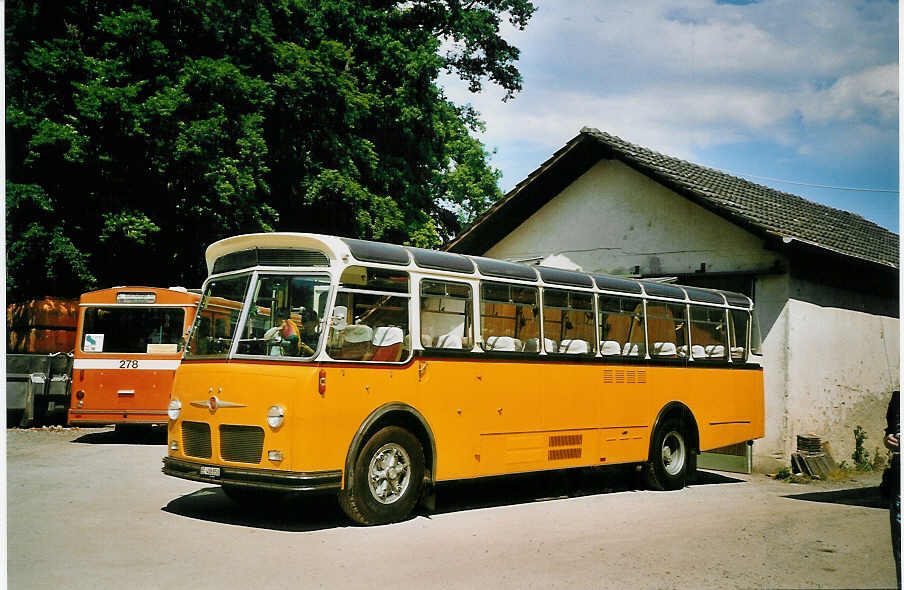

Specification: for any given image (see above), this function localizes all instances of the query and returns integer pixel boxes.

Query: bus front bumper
[69,409,168,426]
[162,456,342,493]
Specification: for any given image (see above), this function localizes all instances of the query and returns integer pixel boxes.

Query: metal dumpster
[7,353,73,427]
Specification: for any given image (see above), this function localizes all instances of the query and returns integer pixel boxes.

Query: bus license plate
[199,466,221,478]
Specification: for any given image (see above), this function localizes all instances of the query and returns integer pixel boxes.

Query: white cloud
[441,0,898,168]
[798,63,898,125]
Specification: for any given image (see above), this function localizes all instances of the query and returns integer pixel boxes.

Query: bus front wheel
[339,426,425,525]
[645,418,689,491]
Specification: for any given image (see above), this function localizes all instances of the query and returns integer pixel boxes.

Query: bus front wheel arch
[339,426,425,525]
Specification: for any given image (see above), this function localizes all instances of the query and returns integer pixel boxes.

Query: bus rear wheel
[339,426,425,525]
[645,418,689,491]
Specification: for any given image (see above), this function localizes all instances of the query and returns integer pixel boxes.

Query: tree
[5,0,535,300]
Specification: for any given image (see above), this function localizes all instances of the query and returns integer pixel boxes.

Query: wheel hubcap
[367,443,411,504]
[661,430,686,476]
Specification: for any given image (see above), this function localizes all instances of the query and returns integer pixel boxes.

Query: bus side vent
[603,369,646,384]
[548,448,582,461]
[548,434,583,461]
[549,434,583,447]
[219,425,264,464]
[182,422,212,459]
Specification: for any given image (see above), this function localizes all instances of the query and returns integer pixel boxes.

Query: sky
[440,0,900,232]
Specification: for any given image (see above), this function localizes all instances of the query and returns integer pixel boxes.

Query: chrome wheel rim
[661,430,686,476]
[367,443,411,504]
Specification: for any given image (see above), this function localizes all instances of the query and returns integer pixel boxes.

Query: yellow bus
[163,233,764,524]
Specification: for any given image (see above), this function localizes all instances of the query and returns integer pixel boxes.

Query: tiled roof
[448,128,899,270]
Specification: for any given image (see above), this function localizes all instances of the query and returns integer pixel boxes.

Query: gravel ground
[6,426,899,589]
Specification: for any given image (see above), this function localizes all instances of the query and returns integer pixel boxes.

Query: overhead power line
[730,171,899,194]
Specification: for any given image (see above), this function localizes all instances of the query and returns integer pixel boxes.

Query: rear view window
[82,307,186,354]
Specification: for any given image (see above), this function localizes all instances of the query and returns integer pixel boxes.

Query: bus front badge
[190,397,246,412]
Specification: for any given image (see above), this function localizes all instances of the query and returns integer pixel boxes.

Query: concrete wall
[783,289,899,467]
[752,274,792,472]
[480,158,900,473]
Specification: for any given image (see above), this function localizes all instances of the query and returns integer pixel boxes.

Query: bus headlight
[267,405,285,429]
[168,399,182,421]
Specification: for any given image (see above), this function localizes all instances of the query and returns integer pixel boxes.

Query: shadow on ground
[72,425,167,445]
[162,466,745,531]
[784,486,887,509]
[162,486,349,532]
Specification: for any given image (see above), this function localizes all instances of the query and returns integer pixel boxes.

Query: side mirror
[331,306,348,331]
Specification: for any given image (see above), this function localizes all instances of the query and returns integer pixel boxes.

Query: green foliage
[775,466,791,480]
[6,0,534,299]
[850,426,887,471]
[852,426,871,470]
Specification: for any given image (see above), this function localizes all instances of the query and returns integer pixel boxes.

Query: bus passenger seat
[705,344,725,358]
[677,345,688,358]
[691,345,706,359]
[422,334,434,347]
[623,342,641,356]
[371,326,404,361]
[335,324,373,360]
[653,342,677,357]
[559,339,590,354]
[731,346,745,358]
[435,332,463,349]
[486,336,520,352]
[600,340,621,356]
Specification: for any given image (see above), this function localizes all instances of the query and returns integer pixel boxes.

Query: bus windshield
[185,274,251,358]
[235,274,332,358]
[81,307,186,354]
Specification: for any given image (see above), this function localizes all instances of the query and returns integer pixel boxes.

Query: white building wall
[784,297,899,468]
[485,159,779,276]
[752,274,792,472]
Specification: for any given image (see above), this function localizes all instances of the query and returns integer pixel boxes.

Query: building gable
[484,159,781,277]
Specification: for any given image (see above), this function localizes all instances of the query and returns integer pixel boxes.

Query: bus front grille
[219,425,264,464]
[181,422,212,458]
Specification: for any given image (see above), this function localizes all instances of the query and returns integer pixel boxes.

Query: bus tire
[339,426,425,525]
[644,417,689,491]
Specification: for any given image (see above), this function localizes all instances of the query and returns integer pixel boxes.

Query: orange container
[7,297,78,353]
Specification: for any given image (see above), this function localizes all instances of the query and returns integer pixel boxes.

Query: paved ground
[6,427,899,589]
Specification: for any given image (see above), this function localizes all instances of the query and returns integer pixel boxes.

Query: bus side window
[542,289,595,355]
[729,309,749,361]
[480,282,539,353]
[645,303,686,359]
[598,295,646,357]
[689,305,727,360]
[420,280,472,350]
[328,291,411,362]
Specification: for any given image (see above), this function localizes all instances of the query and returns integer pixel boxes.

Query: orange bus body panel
[168,356,763,482]
[68,287,200,426]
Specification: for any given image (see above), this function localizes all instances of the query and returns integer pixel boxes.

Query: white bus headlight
[267,405,285,429]
[168,399,182,421]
